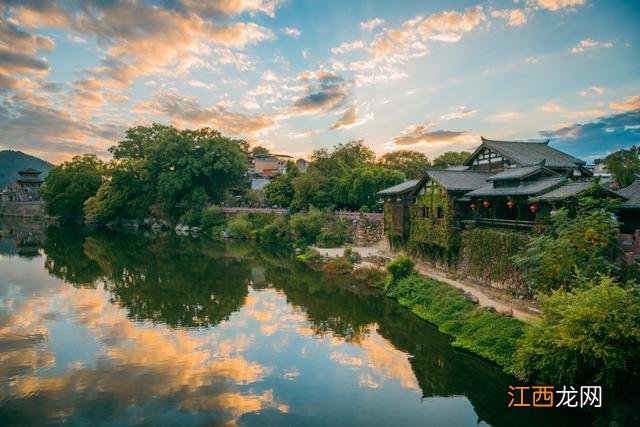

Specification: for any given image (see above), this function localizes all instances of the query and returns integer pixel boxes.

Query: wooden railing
[475,218,534,229]
[220,207,383,221]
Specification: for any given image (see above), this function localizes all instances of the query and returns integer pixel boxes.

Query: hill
[0,150,54,188]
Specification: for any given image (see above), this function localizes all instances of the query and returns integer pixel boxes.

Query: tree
[108,125,248,220]
[431,151,470,169]
[605,146,640,188]
[291,169,334,211]
[513,201,621,294]
[264,161,300,207]
[251,146,271,157]
[334,164,405,211]
[84,159,155,223]
[42,154,105,223]
[379,150,430,178]
[513,275,640,394]
[310,140,375,176]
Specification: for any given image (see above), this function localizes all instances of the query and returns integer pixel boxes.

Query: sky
[0,0,639,164]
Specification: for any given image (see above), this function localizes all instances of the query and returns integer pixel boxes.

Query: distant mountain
[0,150,54,188]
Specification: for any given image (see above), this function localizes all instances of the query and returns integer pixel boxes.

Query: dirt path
[313,244,538,322]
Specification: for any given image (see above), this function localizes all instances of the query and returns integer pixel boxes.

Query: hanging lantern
[507,200,515,209]
[470,203,477,209]
[529,204,538,213]
[482,200,490,208]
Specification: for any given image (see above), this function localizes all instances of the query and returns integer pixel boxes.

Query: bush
[225,214,252,239]
[323,256,353,274]
[352,265,388,286]
[343,247,361,263]
[296,247,323,264]
[201,206,226,229]
[290,208,327,246]
[386,255,415,284]
[513,275,640,391]
[316,218,350,247]
[256,215,292,247]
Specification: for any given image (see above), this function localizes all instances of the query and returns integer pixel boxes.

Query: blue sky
[0,0,638,163]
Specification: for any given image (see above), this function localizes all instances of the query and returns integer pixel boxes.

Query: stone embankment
[0,201,46,218]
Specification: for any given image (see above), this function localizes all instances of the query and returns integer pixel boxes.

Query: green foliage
[352,265,388,286]
[316,218,350,247]
[256,215,293,247]
[290,169,334,210]
[605,146,640,188]
[409,184,458,251]
[43,154,105,223]
[200,206,226,229]
[343,247,361,263]
[513,275,640,392]
[387,274,525,369]
[333,164,405,211]
[251,146,270,157]
[289,208,329,246]
[84,159,154,223]
[264,161,300,208]
[296,247,323,263]
[379,150,430,179]
[225,214,252,239]
[431,151,470,169]
[461,228,528,293]
[513,205,621,293]
[323,256,354,274]
[385,255,415,284]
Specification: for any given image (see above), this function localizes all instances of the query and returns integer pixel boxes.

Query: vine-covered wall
[409,184,458,250]
[459,227,529,295]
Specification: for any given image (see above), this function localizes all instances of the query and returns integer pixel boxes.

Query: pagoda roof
[617,180,640,209]
[464,137,586,169]
[378,179,420,196]
[18,167,42,175]
[426,169,491,192]
[467,176,567,197]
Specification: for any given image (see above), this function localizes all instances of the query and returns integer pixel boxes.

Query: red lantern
[482,200,490,208]
[529,204,538,213]
[470,203,477,209]
[507,200,515,209]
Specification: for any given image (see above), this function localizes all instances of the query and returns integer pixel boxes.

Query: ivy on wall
[409,184,457,250]
[460,227,529,295]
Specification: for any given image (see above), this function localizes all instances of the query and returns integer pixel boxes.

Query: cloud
[491,9,527,26]
[485,111,522,122]
[539,102,567,113]
[360,18,385,31]
[540,109,640,160]
[579,86,605,96]
[391,123,469,146]
[330,105,372,130]
[181,0,282,18]
[187,79,216,90]
[610,95,640,111]
[523,55,541,64]
[571,39,613,53]
[281,27,301,38]
[441,106,477,120]
[138,92,276,134]
[330,40,365,54]
[533,0,586,12]
[67,33,86,44]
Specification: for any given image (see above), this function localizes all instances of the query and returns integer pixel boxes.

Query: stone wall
[0,201,46,218]
[339,213,384,246]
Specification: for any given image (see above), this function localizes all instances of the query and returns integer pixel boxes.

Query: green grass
[386,274,525,371]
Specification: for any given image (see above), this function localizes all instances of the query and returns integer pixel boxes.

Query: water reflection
[0,226,589,426]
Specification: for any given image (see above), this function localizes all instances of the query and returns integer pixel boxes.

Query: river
[0,224,589,426]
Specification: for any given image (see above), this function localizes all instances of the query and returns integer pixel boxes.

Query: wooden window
[422,206,428,218]
[437,207,443,219]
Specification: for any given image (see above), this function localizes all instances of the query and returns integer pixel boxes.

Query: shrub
[386,255,415,284]
[352,265,388,286]
[225,214,252,239]
[323,256,353,274]
[290,208,327,246]
[296,247,323,264]
[256,215,292,247]
[513,275,640,391]
[343,247,361,263]
[316,218,350,247]
[201,206,226,229]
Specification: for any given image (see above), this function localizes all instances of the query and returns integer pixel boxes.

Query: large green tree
[334,164,405,211]
[605,146,640,188]
[264,161,300,207]
[431,151,470,169]
[379,150,430,178]
[42,154,105,223]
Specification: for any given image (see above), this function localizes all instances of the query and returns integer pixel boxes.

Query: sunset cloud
[571,39,613,53]
[491,9,527,26]
[533,0,586,12]
[360,18,385,31]
[391,123,469,146]
[441,106,477,120]
[609,95,640,111]
[330,105,372,130]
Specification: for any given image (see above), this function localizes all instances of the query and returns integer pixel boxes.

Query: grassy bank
[383,273,525,371]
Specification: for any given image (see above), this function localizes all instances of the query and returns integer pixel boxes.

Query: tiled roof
[466,176,567,197]
[18,168,41,174]
[487,162,548,181]
[378,179,420,195]
[426,170,491,192]
[532,181,592,201]
[465,137,586,168]
[618,180,640,209]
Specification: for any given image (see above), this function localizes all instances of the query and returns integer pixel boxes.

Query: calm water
[0,223,589,426]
